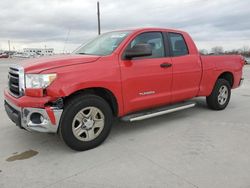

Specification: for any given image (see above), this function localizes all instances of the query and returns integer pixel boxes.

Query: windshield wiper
[77,52,89,55]
[76,52,101,56]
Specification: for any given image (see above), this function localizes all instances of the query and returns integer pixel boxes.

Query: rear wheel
[60,94,113,151]
[206,79,231,110]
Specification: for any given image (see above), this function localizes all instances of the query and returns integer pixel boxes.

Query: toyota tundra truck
[4,28,244,151]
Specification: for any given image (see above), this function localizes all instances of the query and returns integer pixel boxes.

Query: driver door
[119,32,173,114]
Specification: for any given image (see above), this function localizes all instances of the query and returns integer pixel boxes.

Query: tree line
[199,46,250,57]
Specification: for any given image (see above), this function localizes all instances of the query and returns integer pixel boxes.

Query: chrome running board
[121,101,196,122]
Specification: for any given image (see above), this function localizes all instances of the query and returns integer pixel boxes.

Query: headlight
[25,74,57,88]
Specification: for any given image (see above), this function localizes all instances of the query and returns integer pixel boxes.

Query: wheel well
[64,88,118,116]
[218,72,234,87]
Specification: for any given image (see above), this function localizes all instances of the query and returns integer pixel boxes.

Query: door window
[127,32,165,58]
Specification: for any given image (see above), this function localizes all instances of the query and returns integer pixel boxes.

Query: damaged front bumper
[4,99,63,133]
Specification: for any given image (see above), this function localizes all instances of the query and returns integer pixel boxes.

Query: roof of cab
[114,27,187,34]
[133,27,184,32]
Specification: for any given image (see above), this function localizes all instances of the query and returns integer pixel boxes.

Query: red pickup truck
[4,28,244,151]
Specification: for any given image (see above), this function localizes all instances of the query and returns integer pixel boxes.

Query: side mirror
[125,43,152,59]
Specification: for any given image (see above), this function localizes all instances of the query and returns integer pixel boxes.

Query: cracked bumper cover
[4,91,63,133]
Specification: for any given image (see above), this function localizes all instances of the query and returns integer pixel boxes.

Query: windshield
[74,31,131,56]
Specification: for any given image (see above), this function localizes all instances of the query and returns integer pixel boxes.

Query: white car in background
[12,52,30,58]
[245,57,250,64]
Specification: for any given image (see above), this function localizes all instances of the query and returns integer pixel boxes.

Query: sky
[0,0,250,53]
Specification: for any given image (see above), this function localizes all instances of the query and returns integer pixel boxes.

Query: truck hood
[20,54,100,73]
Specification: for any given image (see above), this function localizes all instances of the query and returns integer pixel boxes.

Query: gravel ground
[0,58,249,188]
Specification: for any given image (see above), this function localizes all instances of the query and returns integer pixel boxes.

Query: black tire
[206,79,231,110]
[60,94,113,151]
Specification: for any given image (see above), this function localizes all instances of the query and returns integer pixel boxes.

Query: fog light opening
[30,113,44,124]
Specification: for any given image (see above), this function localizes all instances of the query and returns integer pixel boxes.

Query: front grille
[8,66,24,97]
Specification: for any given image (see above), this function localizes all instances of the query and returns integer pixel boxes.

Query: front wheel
[60,94,113,151]
[206,79,231,110]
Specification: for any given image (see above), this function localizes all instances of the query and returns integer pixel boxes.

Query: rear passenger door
[167,32,202,103]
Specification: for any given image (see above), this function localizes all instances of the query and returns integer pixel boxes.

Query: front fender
[43,62,124,116]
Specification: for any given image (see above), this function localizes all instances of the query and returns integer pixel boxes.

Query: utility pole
[8,40,10,52]
[8,40,11,58]
[97,1,101,35]
[63,29,71,54]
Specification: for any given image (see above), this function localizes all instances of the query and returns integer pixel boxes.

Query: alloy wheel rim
[218,85,229,105]
[72,106,105,141]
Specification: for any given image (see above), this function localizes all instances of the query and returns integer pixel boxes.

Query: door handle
[160,63,172,68]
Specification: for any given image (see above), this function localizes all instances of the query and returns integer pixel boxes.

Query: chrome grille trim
[8,65,25,98]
